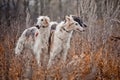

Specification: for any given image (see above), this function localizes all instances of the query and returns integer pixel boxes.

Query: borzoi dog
[35,16,58,66]
[47,15,85,68]
[15,27,41,66]
[35,16,58,52]
[72,15,87,28]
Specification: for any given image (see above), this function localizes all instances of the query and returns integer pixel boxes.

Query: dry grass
[0,33,119,80]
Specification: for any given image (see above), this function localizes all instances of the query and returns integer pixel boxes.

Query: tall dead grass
[0,32,119,80]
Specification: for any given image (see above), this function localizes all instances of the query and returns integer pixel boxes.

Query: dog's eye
[75,23,78,25]
[41,19,43,21]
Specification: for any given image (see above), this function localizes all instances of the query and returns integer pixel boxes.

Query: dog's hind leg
[15,29,28,55]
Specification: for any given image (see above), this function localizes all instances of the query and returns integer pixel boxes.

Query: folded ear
[65,16,70,22]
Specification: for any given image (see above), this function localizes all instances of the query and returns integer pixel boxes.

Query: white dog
[15,27,41,66]
[35,16,58,51]
[47,15,85,68]
[35,16,58,66]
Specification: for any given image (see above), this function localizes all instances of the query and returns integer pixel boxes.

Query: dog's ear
[45,16,50,22]
[65,16,70,22]
[70,15,74,18]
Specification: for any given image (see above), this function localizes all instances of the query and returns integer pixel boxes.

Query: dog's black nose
[36,25,40,29]
[83,24,87,27]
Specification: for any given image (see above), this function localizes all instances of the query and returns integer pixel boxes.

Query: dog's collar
[61,27,71,33]
[42,26,48,28]
[58,36,63,41]
[61,22,74,33]
[36,25,48,29]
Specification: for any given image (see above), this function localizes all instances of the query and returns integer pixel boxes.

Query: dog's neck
[60,22,74,33]
[35,25,48,29]
[58,26,73,42]
[41,25,48,28]
[61,27,71,33]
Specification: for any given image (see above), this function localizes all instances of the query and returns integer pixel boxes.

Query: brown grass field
[0,28,119,80]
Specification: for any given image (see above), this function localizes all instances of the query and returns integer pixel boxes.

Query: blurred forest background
[0,0,120,80]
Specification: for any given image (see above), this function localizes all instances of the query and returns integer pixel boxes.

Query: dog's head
[64,15,85,32]
[72,15,87,28]
[36,16,50,29]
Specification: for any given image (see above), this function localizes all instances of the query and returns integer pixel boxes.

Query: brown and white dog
[47,15,85,68]
[15,27,41,66]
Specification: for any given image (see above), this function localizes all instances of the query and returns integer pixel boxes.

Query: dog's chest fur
[55,30,73,48]
[39,27,50,48]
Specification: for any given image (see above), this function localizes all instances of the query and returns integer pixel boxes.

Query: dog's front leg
[47,52,54,69]
[34,48,42,67]
[62,43,70,62]
[33,42,42,67]
[62,47,69,62]
[47,46,61,69]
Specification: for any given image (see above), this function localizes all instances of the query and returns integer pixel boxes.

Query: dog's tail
[49,21,58,30]
[48,21,58,54]
[15,29,28,55]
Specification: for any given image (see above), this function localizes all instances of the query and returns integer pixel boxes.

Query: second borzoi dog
[35,16,58,66]
[47,15,85,68]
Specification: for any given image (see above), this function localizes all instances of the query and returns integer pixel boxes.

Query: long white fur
[36,16,58,51]
[47,15,84,68]
[35,16,58,66]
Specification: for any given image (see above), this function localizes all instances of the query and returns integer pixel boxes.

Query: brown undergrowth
[0,35,119,80]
